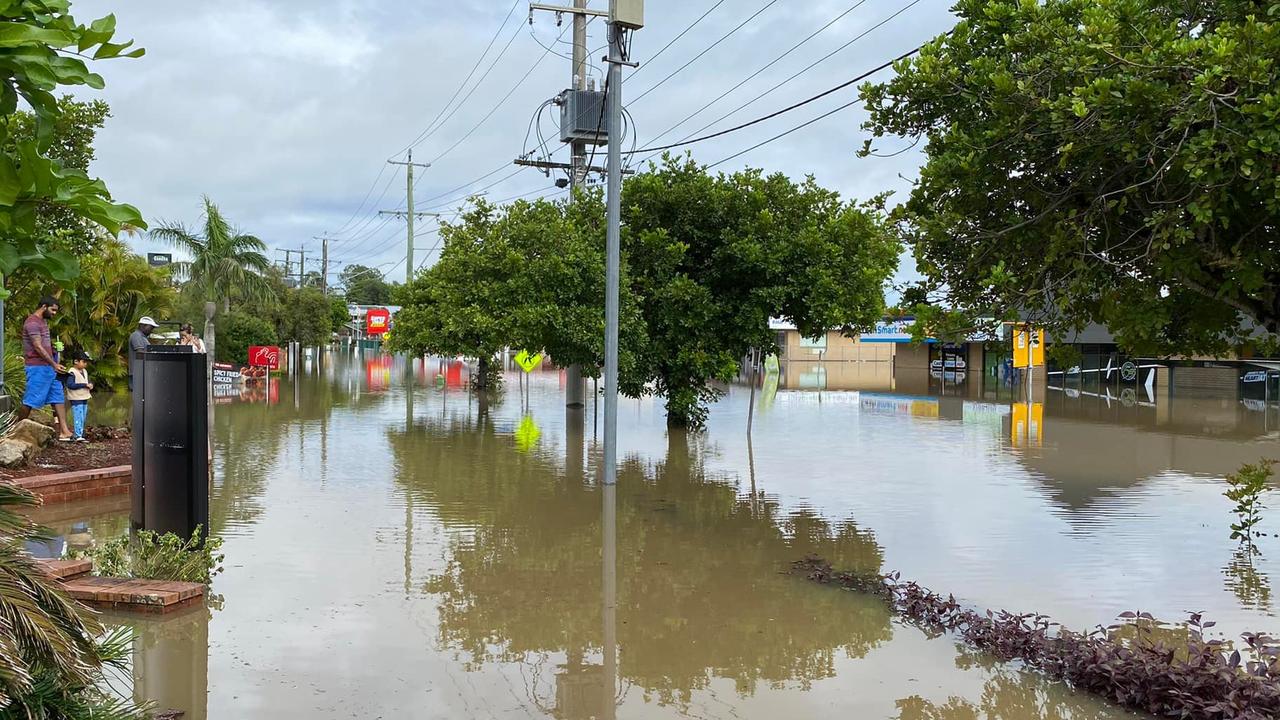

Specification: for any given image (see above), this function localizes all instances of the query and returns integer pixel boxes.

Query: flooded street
[42,351,1280,719]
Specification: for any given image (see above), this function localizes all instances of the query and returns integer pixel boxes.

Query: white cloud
[73,0,953,284]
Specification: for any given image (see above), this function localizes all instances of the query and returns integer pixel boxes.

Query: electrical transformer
[560,89,607,145]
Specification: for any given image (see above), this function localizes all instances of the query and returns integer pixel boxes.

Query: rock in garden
[0,438,34,468]
[8,419,55,448]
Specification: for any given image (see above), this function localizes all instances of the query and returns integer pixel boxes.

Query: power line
[630,1,726,77]
[638,0,871,152]
[403,1,525,154]
[628,42,929,158]
[425,18,574,166]
[628,0,782,106]
[640,0,928,164]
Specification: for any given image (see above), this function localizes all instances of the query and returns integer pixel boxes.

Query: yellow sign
[1011,402,1044,447]
[514,350,543,373]
[1012,327,1045,369]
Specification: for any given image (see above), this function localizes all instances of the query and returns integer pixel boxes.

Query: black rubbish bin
[131,345,209,539]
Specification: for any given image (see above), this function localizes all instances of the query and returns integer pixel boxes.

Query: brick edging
[7,465,132,504]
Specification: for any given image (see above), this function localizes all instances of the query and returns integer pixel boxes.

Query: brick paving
[9,465,131,504]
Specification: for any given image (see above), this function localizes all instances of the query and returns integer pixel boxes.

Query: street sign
[515,350,543,373]
[248,345,280,370]
[147,253,172,267]
[1012,327,1045,369]
[366,308,391,335]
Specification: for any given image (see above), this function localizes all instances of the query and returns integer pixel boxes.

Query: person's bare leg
[52,403,73,439]
[17,404,31,421]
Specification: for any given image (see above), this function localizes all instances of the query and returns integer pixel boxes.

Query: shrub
[796,557,1280,719]
[1226,459,1275,545]
[89,526,224,585]
[215,312,277,365]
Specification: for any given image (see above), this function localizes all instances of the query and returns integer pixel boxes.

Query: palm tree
[150,196,274,313]
[0,483,146,718]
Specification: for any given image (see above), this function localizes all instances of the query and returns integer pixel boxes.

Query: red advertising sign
[248,345,281,369]
[366,308,391,335]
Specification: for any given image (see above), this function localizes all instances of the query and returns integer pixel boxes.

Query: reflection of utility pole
[601,481,617,720]
[381,151,435,284]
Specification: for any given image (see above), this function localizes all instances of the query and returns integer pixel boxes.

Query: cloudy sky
[75,0,957,287]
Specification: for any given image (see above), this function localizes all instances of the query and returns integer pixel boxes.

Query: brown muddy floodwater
[29,350,1280,719]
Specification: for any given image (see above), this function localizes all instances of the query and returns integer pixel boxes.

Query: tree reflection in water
[388,413,890,710]
[896,648,1120,720]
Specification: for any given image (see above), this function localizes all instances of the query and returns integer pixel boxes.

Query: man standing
[18,296,73,441]
[128,316,159,391]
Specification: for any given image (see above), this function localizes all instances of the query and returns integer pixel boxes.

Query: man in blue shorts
[18,296,74,442]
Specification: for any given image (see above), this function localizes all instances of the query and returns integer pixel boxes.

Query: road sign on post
[1012,327,1045,369]
[515,350,543,373]
[366,308,391,336]
[249,345,280,370]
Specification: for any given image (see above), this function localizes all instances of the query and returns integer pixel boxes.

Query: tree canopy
[623,156,900,426]
[392,161,898,426]
[151,196,274,313]
[339,264,392,306]
[0,2,145,296]
[862,0,1280,356]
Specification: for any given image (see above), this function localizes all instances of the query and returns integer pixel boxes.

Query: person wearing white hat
[128,316,159,391]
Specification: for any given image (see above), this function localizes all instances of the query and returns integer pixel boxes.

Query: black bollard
[131,345,210,539]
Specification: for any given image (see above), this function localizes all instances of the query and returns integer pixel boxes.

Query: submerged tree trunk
[476,356,490,389]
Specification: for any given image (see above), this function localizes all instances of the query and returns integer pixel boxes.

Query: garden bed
[0,434,131,481]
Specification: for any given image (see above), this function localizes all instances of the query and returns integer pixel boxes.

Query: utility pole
[603,2,640,489]
[381,150,434,284]
[314,235,330,295]
[277,248,307,286]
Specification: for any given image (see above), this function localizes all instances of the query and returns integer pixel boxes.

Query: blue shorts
[23,365,65,408]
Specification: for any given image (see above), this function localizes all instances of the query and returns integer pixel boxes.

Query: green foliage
[89,526,224,585]
[272,287,331,347]
[328,295,349,334]
[392,194,645,390]
[55,235,175,390]
[862,0,1280,356]
[1224,459,1274,544]
[339,264,391,306]
[0,483,147,717]
[0,2,146,287]
[215,312,276,365]
[623,156,899,427]
[150,196,274,313]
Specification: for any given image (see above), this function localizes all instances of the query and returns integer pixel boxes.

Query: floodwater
[36,350,1280,719]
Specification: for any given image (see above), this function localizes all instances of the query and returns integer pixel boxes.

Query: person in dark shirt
[18,296,73,441]
[127,316,159,391]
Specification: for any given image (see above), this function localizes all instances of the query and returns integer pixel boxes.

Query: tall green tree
[0,1,145,324]
[276,286,332,346]
[150,196,274,314]
[861,0,1280,356]
[623,157,900,427]
[338,264,392,305]
[391,197,646,389]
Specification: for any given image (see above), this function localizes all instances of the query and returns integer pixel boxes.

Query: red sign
[248,345,280,369]
[366,308,391,335]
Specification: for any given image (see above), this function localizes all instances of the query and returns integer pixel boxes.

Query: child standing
[64,351,94,442]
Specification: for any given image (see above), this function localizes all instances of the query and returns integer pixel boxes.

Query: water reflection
[390,416,890,708]
[39,352,1280,718]
[116,607,211,720]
